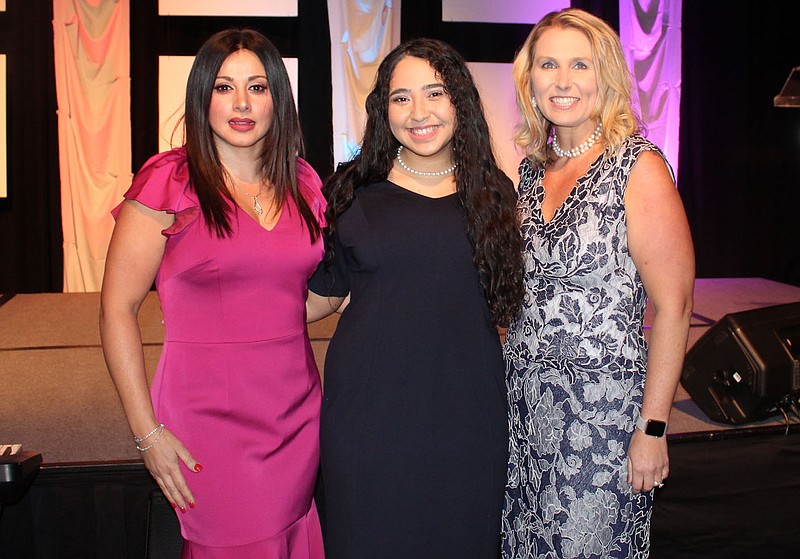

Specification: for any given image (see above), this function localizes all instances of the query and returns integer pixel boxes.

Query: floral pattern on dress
[503,136,668,558]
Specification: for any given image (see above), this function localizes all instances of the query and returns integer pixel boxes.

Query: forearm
[100,304,159,438]
[306,290,346,323]
[640,301,693,423]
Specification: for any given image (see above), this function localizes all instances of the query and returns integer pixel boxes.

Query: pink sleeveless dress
[119,147,325,558]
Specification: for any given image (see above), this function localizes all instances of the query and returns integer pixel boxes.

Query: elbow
[676,291,694,321]
[98,301,116,341]
[651,294,693,326]
[98,297,141,334]
[682,297,694,321]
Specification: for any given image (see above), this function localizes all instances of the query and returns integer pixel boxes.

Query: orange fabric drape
[53,0,131,292]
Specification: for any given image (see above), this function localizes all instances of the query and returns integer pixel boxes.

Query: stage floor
[2,278,800,559]
[1,277,799,465]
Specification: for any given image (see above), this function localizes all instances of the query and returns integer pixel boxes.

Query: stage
[1,278,800,558]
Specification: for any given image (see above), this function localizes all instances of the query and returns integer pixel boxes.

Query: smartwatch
[635,416,668,438]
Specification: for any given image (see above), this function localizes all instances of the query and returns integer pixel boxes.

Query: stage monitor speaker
[681,301,800,425]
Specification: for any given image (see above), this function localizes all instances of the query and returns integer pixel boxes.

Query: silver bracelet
[136,424,165,452]
[133,423,163,443]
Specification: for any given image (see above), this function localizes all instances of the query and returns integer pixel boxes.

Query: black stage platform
[1,278,800,558]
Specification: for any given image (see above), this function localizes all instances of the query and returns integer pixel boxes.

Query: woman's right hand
[139,427,202,512]
[306,290,347,322]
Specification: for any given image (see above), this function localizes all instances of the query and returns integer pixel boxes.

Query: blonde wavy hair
[513,8,642,167]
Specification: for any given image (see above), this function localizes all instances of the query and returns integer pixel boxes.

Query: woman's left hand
[626,429,669,493]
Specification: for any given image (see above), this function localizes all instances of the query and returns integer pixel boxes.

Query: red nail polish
[170,502,177,509]
[189,502,195,509]
[180,506,186,513]
[194,464,203,472]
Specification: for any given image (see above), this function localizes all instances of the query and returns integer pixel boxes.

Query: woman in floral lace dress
[502,9,694,558]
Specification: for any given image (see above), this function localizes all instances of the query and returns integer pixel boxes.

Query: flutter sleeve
[303,158,351,298]
[308,226,350,298]
[112,146,200,236]
[296,156,327,228]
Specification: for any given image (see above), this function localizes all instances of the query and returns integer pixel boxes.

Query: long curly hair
[323,38,524,327]
[183,28,319,241]
[513,8,643,167]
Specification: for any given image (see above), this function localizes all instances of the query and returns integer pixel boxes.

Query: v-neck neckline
[235,200,284,232]
[537,151,604,225]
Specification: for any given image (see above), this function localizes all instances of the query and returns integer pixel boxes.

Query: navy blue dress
[309,180,508,559]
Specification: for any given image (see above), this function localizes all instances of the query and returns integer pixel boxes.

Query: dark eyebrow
[215,75,268,81]
[389,83,446,96]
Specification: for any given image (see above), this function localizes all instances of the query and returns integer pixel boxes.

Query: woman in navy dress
[307,38,524,558]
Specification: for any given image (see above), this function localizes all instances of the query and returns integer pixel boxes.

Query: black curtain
[679,1,800,285]
[0,3,61,293]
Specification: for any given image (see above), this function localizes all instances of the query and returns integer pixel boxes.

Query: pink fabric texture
[122,148,326,555]
[181,501,324,559]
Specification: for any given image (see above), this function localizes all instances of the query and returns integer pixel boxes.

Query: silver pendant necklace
[232,180,265,216]
[249,193,264,216]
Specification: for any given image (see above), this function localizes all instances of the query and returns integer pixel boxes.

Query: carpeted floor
[0,291,338,465]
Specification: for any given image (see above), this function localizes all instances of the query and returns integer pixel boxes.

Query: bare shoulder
[631,149,673,184]
[625,149,678,207]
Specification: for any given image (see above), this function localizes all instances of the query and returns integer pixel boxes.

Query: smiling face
[387,55,457,169]
[531,26,599,140]
[208,49,274,158]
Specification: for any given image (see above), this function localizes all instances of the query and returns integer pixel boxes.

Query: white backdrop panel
[468,62,523,185]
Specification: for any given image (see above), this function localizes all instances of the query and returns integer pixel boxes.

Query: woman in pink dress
[100,29,326,558]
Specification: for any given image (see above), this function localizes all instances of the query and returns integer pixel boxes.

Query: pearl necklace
[396,146,457,177]
[551,123,602,158]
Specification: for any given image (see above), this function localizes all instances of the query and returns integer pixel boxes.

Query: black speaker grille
[145,489,183,559]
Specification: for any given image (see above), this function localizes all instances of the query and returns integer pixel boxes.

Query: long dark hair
[184,28,319,241]
[324,38,523,327]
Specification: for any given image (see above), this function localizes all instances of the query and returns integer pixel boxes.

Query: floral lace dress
[503,135,667,558]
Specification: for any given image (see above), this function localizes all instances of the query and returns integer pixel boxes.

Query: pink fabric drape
[54,0,131,292]
[619,0,682,180]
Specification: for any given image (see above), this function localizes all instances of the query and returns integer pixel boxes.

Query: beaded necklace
[551,122,602,158]
[396,146,457,177]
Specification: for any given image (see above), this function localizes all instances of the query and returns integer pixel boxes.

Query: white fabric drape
[54,0,131,292]
[619,0,682,179]
[327,0,401,166]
